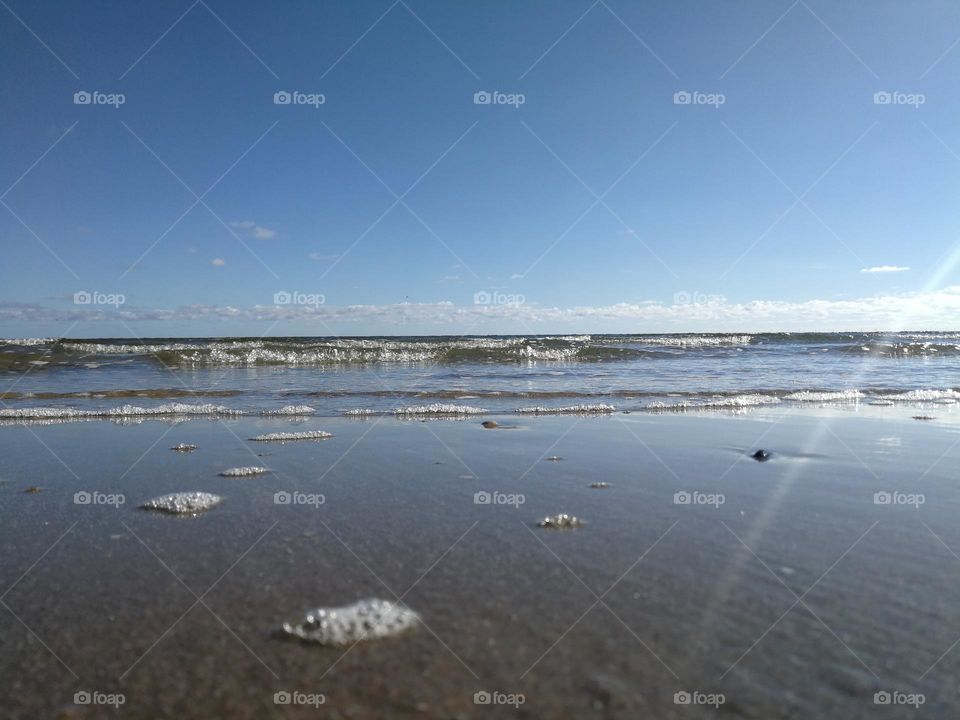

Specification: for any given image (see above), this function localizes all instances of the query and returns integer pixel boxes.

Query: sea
[1,332,958,420]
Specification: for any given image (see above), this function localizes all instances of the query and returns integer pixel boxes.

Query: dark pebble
[481,420,498,429]
[751,449,771,462]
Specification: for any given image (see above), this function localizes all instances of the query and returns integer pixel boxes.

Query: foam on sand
[537,513,585,529]
[141,491,222,514]
[393,404,487,416]
[280,598,421,645]
[0,403,244,419]
[261,405,316,415]
[219,466,270,477]
[784,390,863,402]
[517,404,615,415]
[249,430,333,441]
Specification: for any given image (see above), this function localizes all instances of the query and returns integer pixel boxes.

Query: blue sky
[2,0,960,336]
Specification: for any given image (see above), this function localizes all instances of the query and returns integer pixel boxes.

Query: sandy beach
[1,405,956,718]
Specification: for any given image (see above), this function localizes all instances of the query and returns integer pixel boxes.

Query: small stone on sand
[751,449,771,462]
[481,420,498,429]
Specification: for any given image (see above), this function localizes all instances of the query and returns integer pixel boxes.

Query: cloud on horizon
[3,287,960,334]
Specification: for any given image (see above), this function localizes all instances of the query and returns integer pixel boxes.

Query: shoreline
[1,408,956,718]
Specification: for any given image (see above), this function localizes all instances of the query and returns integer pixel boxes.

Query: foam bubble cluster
[219,466,270,477]
[517,404,615,415]
[261,405,316,415]
[249,430,333,441]
[280,598,421,645]
[393,404,487,416]
[537,513,585,529]
[141,492,222,514]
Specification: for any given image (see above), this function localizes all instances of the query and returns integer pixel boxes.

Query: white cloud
[211,258,226,267]
[5,287,960,332]
[861,265,909,273]
[510,273,524,280]
[308,252,340,261]
[230,220,278,240]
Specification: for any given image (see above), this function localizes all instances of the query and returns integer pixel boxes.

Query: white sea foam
[516,404,615,414]
[393,404,487,416]
[261,405,316,415]
[343,408,378,416]
[280,598,421,645]
[249,430,333,441]
[642,335,753,347]
[219,466,271,477]
[141,491,222,514]
[876,389,960,403]
[0,403,244,419]
[784,390,864,402]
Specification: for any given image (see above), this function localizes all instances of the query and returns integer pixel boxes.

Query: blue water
[1,333,958,417]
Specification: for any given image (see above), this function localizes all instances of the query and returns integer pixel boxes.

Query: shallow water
[0,407,958,718]
[2,333,959,419]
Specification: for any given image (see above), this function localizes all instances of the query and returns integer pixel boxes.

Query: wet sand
[1,406,958,718]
